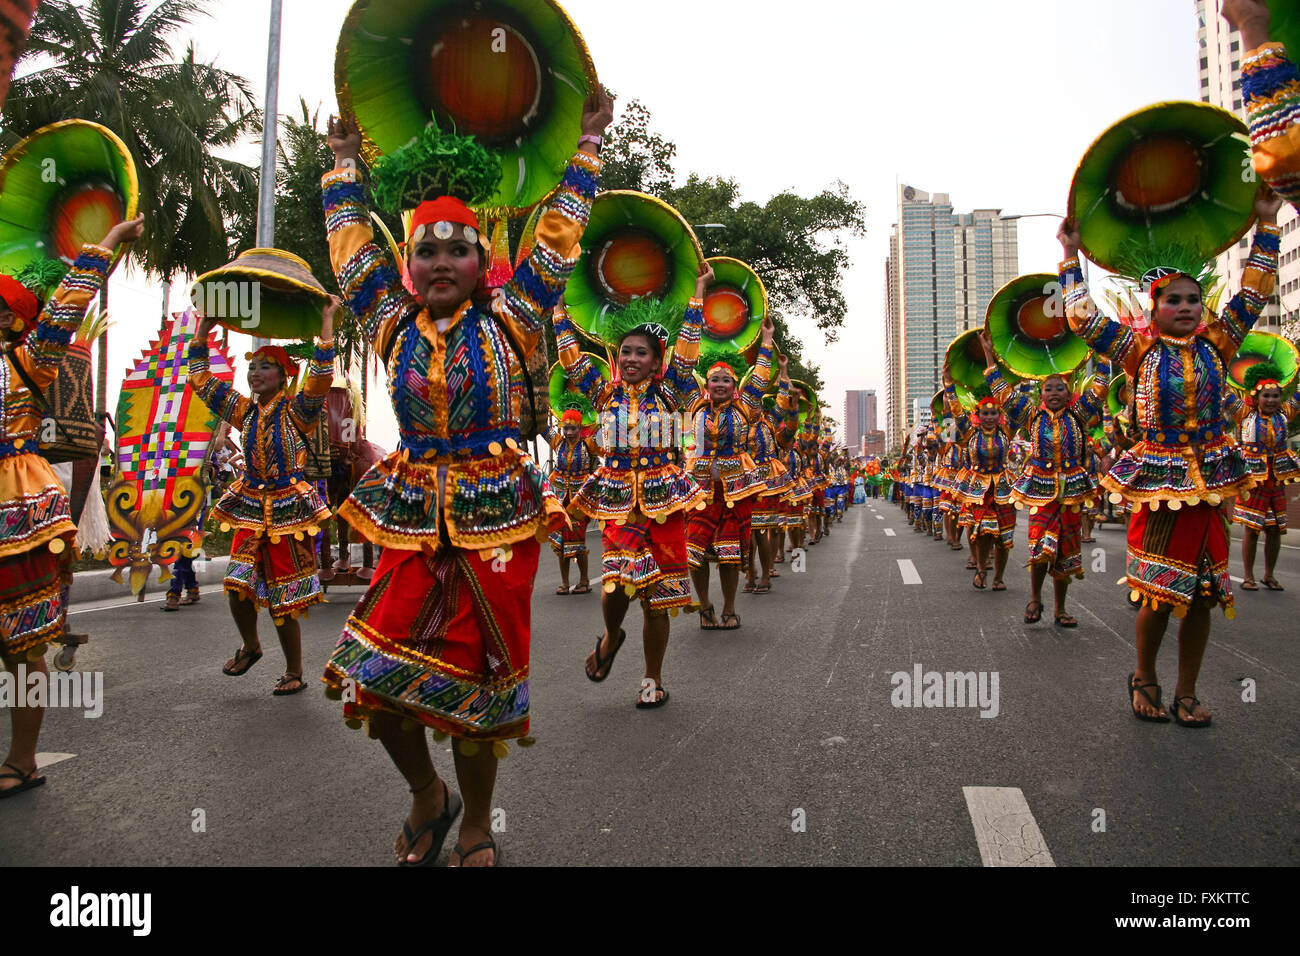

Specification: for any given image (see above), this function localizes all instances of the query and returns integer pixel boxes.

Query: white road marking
[897,559,922,584]
[884,528,896,537]
[35,752,77,769]
[875,515,884,520]
[962,786,1056,867]
[70,595,166,615]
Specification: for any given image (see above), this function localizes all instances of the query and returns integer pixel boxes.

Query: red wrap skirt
[323,537,541,744]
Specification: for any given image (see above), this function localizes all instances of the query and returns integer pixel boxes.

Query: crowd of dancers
[2,0,1299,871]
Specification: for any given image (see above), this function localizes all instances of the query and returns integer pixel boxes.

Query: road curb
[70,555,232,604]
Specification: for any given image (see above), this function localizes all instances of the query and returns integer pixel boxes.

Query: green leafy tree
[3,0,259,414]
[599,98,677,195]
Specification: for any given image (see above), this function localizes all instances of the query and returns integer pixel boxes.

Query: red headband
[408,197,481,249]
[560,409,583,426]
[706,361,738,381]
[1253,378,1280,392]
[977,395,1000,409]
[0,274,39,325]
[247,345,299,379]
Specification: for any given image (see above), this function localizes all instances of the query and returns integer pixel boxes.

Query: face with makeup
[978,403,1000,428]
[617,332,661,385]
[407,223,484,319]
[707,367,737,403]
[562,423,580,440]
[0,302,15,335]
[1152,276,1203,337]
[247,357,287,399]
[1042,375,1071,412]
[1258,385,1283,415]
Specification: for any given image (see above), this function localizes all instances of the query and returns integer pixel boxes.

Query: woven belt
[1143,425,1222,445]
[606,450,673,469]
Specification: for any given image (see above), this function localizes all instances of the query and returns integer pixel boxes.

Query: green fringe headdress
[602,296,683,357]
[1112,238,1223,315]
[368,117,502,260]
[696,343,748,383]
[1244,360,1284,404]
[16,257,69,298]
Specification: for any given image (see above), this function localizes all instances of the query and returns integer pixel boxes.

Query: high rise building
[1196,0,1294,333]
[884,186,1019,452]
[843,389,877,453]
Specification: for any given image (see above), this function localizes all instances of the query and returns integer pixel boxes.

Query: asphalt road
[2,499,1297,866]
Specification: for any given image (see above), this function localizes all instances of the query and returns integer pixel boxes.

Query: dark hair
[1151,274,1201,307]
[617,326,665,363]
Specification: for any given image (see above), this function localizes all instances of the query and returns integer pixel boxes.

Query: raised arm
[1057,219,1137,369]
[553,300,605,403]
[290,297,339,429]
[493,150,602,356]
[739,317,777,413]
[322,115,421,361]
[1283,391,1300,422]
[1213,196,1283,354]
[977,329,1032,429]
[1075,358,1111,424]
[1222,389,1250,426]
[15,216,142,390]
[188,311,251,430]
[660,261,711,408]
[1227,0,1300,209]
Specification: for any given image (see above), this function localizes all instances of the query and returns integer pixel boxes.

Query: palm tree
[2,0,259,415]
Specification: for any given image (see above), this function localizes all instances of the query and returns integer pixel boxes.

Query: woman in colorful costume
[944,339,1029,592]
[684,316,776,625]
[190,305,336,694]
[746,353,797,592]
[1225,368,1300,590]
[558,270,709,703]
[983,341,1111,627]
[1057,193,1282,728]
[319,93,611,867]
[779,386,814,558]
[0,215,143,798]
[544,403,600,594]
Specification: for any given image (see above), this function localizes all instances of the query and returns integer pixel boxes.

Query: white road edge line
[896,558,922,584]
[35,752,77,769]
[962,786,1056,867]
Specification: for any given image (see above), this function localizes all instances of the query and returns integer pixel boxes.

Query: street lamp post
[252,0,283,349]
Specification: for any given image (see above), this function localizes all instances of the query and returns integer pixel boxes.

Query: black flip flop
[451,834,500,867]
[272,672,308,696]
[399,782,463,867]
[222,646,263,676]
[720,612,741,630]
[1024,601,1043,624]
[1262,578,1284,591]
[1128,673,1170,723]
[0,762,46,800]
[1170,695,1211,728]
[635,684,669,709]
[585,628,626,683]
[1054,613,1078,628]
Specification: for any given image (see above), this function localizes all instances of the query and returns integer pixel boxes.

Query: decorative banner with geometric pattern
[105,309,233,595]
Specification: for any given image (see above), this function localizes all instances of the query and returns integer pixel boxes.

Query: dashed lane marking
[35,753,77,769]
[897,559,922,584]
[962,786,1056,867]
[884,529,896,537]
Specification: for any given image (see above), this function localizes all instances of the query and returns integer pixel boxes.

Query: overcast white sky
[98,0,1201,450]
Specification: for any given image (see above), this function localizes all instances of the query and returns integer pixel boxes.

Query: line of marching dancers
[4,0,1300,872]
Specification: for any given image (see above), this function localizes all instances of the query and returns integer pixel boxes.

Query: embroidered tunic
[0,247,110,561]
[555,299,706,522]
[685,343,774,501]
[187,341,334,537]
[543,422,599,500]
[989,363,1111,507]
[320,151,600,556]
[945,382,1030,507]
[1061,226,1281,504]
[754,381,797,497]
[1224,390,1300,484]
